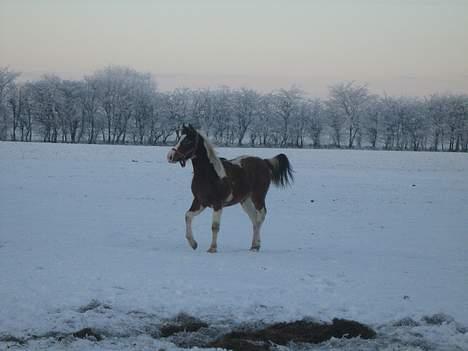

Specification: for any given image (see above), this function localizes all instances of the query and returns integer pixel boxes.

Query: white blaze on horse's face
[167,149,176,163]
[167,135,186,163]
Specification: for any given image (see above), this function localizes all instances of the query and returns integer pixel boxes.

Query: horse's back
[224,156,272,200]
[225,155,270,178]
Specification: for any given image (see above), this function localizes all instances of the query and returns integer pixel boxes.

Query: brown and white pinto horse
[167,125,293,253]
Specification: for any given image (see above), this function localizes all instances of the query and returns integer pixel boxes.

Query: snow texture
[0,142,467,350]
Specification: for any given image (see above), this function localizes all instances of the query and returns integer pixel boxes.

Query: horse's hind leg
[241,197,266,251]
[185,198,205,250]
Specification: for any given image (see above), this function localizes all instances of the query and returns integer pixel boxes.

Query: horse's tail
[265,153,294,188]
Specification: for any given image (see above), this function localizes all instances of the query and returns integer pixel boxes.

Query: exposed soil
[72,327,103,341]
[209,318,376,351]
[159,312,209,337]
[0,313,376,350]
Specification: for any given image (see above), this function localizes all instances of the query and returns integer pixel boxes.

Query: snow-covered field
[1,142,467,350]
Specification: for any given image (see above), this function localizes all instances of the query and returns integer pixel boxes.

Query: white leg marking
[241,197,257,223]
[185,206,205,249]
[241,198,266,251]
[208,209,222,253]
[253,207,266,250]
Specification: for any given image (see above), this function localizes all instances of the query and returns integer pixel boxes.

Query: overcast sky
[1,0,467,96]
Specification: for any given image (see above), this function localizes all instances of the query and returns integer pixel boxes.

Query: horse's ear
[188,124,195,132]
[181,124,188,135]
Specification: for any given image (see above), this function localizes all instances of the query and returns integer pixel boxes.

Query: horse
[167,125,293,253]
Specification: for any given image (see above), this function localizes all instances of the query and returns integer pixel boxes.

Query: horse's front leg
[207,206,223,253]
[185,198,205,250]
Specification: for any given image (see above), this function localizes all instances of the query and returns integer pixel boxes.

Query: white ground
[0,142,467,350]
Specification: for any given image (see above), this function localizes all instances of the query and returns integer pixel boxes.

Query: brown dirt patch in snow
[209,318,376,351]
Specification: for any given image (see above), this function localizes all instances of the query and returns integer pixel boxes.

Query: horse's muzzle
[167,149,177,163]
[167,149,186,167]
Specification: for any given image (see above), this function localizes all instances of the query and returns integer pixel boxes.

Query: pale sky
[1,0,468,96]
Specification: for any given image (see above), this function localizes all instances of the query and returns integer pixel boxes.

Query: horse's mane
[198,131,227,179]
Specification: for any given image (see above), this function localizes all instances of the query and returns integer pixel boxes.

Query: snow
[0,142,467,350]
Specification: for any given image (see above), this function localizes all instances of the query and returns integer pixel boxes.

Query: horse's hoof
[190,241,198,250]
[207,247,217,253]
[250,246,260,252]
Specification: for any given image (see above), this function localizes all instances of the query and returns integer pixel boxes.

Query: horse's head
[167,124,200,167]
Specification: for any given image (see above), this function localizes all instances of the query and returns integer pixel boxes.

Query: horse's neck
[191,150,218,179]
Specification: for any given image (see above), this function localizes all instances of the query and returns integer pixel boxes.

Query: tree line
[1,66,467,151]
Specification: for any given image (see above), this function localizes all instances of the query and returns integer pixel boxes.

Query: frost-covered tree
[165,88,192,140]
[362,96,383,149]
[90,66,154,144]
[271,88,303,146]
[325,104,345,148]
[18,83,35,141]
[232,88,259,146]
[402,98,428,151]
[290,100,311,148]
[145,92,171,144]
[54,80,83,143]
[380,96,428,151]
[6,82,24,141]
[191,89,214,137]
[327,82,372,148]
[210,87,233,144]
[130,76,157,144]
[248,94,274,146]
[79,77,101,144]
[381,96,403,150]
[303,98,324,148]
[28,76,62,142]
[445,95,468,152]
[1,65,467,152]
[426,94,450,151]
[0,67,20,140]
[157,89,192,143]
